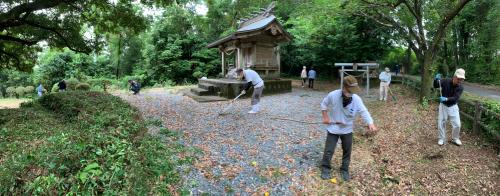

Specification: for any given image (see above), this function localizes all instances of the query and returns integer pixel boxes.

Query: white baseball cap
[454,68,465,79]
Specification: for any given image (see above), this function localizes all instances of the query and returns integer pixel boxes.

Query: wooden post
[366,66,370,96]
[237,48,241,68]
[277,46,281,77]
[340,66,344,87]
[473,100,481,133]
[221,51,225,75]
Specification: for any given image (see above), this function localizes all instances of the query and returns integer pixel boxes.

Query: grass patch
[0,91,191,195]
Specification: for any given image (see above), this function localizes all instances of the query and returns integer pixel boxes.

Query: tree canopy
[1,0,498,97]
[0,0,172,71]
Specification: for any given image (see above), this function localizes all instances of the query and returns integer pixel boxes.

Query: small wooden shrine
[186,2,293,102]
[207,2,292,79]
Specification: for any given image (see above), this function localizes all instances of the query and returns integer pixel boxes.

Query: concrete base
[187,78,292,101]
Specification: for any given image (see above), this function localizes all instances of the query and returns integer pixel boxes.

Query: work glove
[435,74,441,80]
[439,96,448,103]
[241,90,246,95]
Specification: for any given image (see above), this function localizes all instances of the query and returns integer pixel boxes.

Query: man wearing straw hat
[434,68,465,146]
[319,75,378,181]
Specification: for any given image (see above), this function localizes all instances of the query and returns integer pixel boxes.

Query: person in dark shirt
[128,80,141,95]
[58,80,66,92]
[433,68,465,146]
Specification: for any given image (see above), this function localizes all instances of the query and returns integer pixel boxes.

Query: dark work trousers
[302,78,307,86]
[321,132,353,172]
[308,78,315,88]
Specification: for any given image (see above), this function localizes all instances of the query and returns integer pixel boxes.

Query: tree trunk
[443,39,449,75]
[453,25,460,68]
[420,54,434,102]
[115,34,122,79]
[404,45,411,74]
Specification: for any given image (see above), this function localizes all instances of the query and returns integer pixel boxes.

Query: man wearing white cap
[300,66,307,87]
[378,67,391,101]
[434,68,465,146]
[319,75,378,181]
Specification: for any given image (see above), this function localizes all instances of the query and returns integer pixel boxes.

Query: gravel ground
[117,85,498,195]
[118,87,379,195]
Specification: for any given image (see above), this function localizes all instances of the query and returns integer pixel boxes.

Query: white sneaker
[452,139,462,146]
[248,110,257,114]
[438,139,444,146]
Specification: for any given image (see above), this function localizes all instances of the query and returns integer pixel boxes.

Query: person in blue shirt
[308,67,316,89]
[36,83,43,97]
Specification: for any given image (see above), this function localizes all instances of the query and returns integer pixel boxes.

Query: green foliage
[281,0,392,77]
[34,49,88,90]
[65,78,80,91]
[459,94,500,142]
[24,86,35,94]
[435,0,500,85]
[1,0,174,71]
[0,91,192,194]
[0,69,33,98]
[15,87,26,98]
[142,6,220,85]
[87,78,117,91]
[6,87,16,98]
[76,83,91,91]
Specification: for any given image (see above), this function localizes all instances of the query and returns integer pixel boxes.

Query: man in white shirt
[320,75,378,181]
[300,66,307,87]
[379,67,391,101]
[237,68,265,114]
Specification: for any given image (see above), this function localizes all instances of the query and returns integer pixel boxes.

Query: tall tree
[349,0,472,101]
[0,0,172,71]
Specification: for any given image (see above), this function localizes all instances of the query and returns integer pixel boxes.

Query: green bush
[65,78,79,90]
[75,83,90,91]
[6,87,16,97]
[459,94,500,143]
[24,86,35,94]
[0,92,192,194]
[87,78,116,92]
[15,87,25,98]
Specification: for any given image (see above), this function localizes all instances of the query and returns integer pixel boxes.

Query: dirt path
[117,84,498,195]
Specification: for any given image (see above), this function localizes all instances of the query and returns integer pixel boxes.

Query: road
[397,74,500,101]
